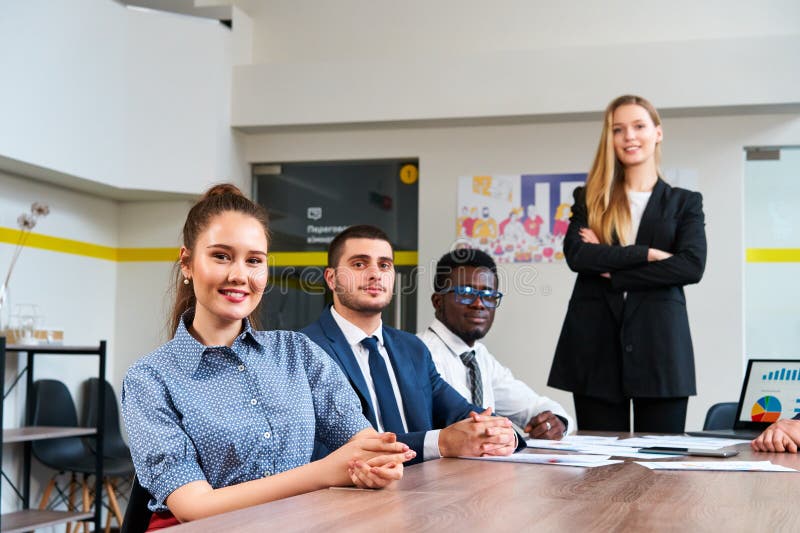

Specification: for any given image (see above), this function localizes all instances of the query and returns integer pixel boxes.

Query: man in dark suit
[302,225,520,463]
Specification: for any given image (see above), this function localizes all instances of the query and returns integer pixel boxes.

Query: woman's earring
[183,277,190,285]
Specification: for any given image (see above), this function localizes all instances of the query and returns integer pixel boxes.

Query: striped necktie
[459,349,483,407]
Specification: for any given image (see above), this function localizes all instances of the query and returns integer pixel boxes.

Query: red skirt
[147,511,180,530]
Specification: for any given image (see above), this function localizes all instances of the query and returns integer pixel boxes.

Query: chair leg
[38,476,57,510]
[66,473,78,533]
[105,477,124,528]
[105,505,112,533]
[82,475,90,533]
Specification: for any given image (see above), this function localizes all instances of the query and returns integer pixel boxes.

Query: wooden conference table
[169,435,800,532]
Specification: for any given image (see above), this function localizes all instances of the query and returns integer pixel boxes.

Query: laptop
[688,358,800,439]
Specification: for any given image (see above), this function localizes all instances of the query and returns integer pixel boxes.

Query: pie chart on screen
[751,396,782,422]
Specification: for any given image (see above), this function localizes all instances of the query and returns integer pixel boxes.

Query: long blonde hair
[585,94,662,245]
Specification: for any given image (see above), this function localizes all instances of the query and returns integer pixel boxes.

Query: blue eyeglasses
[438,285,503,308]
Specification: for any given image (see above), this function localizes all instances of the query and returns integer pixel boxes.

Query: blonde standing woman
[548,95,707,433]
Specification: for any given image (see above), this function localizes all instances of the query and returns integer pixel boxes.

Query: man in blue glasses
[419,249,574,440]
[303,225,524,463]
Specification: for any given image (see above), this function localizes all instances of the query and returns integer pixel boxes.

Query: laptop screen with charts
[736,359,800,427]
[689,359,800,439]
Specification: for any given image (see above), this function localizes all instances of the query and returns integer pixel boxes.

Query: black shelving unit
[1,336,106,532]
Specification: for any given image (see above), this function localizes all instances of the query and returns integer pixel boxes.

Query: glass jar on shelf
[10,303,42,345]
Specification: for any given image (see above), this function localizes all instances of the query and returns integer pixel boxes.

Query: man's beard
[335,283,392,314]
[458,326,487,345]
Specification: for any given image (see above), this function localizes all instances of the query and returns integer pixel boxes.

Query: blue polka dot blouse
[121,309,370,512]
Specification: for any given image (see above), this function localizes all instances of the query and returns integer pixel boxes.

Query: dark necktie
[459,349,483,407]
[361,336,405,433]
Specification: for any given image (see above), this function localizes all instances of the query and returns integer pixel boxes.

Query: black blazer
[548,179,707,401]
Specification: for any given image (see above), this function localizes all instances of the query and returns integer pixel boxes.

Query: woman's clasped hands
[326,430,415,489]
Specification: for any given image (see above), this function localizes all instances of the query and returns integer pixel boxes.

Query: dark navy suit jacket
[302,306,524,463]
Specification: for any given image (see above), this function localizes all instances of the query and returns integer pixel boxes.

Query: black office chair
[82,378,133,460]
[120,475,154,533]
[31,379,134,531]
[82,378,136,529]
[703,402,738,430]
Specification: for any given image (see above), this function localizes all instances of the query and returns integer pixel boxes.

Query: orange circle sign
[399,164,418,185]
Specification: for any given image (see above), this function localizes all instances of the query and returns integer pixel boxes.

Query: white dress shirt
[624,189,653,299]
[330,307,442,459]
[627,189,652,244]
[419,318,575,435]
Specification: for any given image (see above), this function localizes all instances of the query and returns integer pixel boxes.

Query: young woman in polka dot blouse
[122,184,414,527]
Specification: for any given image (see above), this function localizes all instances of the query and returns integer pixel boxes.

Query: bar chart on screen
[762,368,800,381]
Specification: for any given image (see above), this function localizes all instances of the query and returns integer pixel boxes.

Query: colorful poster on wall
[457,173,586,263]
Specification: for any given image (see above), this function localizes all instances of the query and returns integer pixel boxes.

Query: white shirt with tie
[330,307,442,459]
[418,318,575,435]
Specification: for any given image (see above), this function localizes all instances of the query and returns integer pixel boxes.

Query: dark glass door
[253,159,419,332]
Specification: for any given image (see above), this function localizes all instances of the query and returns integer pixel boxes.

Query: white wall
[0,171,119,346]
[243,0,800,62]
[231,0,800,127]
[244,111,800,432]
[114,200,193,390]
[0,0,245,194]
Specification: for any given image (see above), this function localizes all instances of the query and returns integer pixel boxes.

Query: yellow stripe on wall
[269,251,419,267]
[117,248,180,262]
[1,227,118,261]
[394,251,419,266]
[0,227,178,262]
[1,227,420,265]
[746,248,800,263]
[269,252,328,267]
